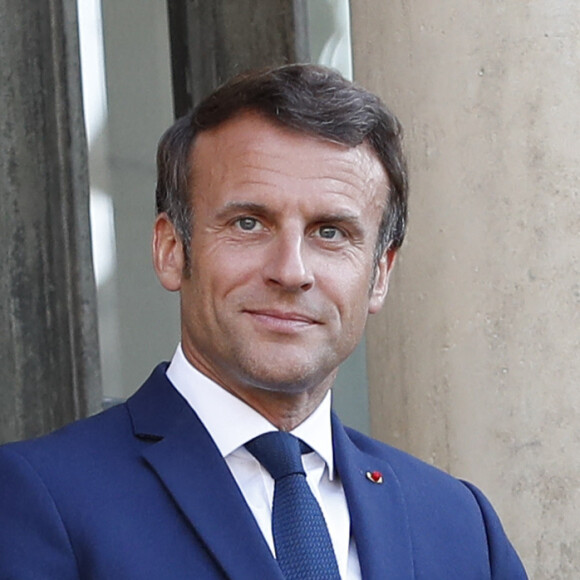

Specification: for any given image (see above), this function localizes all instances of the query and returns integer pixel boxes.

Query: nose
[263,230,314,292]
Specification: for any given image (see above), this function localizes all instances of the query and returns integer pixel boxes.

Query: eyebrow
[314,212,360,224]
[214,201,269,220]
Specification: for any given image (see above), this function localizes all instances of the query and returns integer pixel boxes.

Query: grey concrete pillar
[0,0,101,443]
[351,2,580,577]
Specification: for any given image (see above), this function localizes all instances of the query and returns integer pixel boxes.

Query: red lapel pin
[365,470,383,484]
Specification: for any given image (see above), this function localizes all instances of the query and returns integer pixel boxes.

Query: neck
[231,383,333,431]
[179,343,337,431]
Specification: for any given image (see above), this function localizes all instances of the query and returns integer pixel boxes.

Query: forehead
[189,111,389,210]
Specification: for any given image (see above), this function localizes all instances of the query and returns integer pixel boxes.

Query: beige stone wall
[351,2,580,577]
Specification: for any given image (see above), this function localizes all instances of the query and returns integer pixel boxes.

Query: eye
[235,217,262,231]
[316,225,344,240]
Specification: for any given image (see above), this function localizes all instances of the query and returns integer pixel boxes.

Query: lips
[243,308,321,332]
[246,309,317,322]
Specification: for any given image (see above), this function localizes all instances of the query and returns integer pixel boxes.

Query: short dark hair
[156,64,408,264]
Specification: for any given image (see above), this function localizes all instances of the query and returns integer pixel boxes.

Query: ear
[368,248,397,314]
[152,213,186,292]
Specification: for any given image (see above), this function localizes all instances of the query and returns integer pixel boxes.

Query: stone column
[351,2,580,577]
[0,0,101,442]
[167,0,309,114]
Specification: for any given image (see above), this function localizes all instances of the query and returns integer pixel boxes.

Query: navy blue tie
[246,431,341,580]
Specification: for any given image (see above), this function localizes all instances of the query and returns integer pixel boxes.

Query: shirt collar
[166,344,335,479]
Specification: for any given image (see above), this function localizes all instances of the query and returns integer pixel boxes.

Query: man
[0,65,527,578]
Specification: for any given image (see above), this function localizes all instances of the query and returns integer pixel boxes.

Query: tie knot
[246,431,306,481]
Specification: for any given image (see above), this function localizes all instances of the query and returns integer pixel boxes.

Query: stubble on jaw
[224,366,339,432]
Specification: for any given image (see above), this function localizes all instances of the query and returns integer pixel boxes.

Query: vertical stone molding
[0,0,101,442]
[351,2,580,577]
[167,0,309,115]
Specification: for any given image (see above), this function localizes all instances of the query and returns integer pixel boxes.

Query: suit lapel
[127,366,284,580]
[332,414,415,580]
[127,366,416,579]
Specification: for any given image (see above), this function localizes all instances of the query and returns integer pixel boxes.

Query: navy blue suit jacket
[0,364,527,579]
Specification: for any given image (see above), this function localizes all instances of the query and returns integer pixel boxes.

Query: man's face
[155,112,394,405]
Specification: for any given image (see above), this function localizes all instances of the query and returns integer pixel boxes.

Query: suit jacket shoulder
[0,364,282,580]
[333,418,528,579]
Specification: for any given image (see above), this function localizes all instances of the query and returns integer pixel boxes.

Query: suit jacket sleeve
[462,480,528,579]
[0,446,78,580]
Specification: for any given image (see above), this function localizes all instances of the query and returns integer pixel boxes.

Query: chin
[226,341,342,393]
[238,359,336,396]
[249,378,316,396]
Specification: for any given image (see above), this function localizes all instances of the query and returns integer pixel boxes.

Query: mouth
[243,309,321,332]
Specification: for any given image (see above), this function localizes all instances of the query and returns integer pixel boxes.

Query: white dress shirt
[166,344,361,579]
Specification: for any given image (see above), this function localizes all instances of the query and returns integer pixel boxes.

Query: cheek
[323,274,372,326]
[318,255,375,301]
[193,248,262,303]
